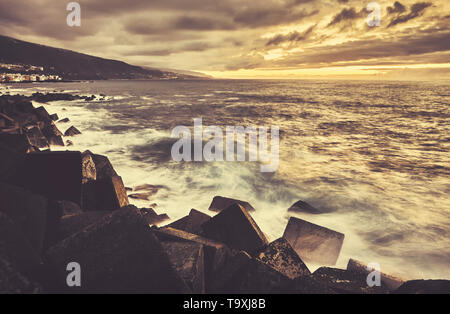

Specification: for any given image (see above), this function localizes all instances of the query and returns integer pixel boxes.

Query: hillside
[0,35,202,81]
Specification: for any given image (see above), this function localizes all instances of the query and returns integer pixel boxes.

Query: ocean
[2,79,449,280]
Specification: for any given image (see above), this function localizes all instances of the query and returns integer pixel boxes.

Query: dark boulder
[64,126,81,137]
[50,114,58,121]
[83,150,118,179]
[162,241,205,293]
[31,92,79,103]
[282,217,344,265]
[0,212,43,277]
[208,195,256,212]
[34,106,52,122]
[288,200,321,214]
[19,151,83,205]
[58,118,70,123]
[58,211,110,241]
[0,134,36,154]
[202,203,268,255]
[42,121,64,146]
[81,151,96,184]
[347,259,404,291]
[0,143,26,184]
[166,209,211,235]
[52,200,83,216]
[0,256,42,294]
[312,267,390,294]
[257,238,310,279]
[152,227,231,292]
[0,182,49,255]
[24,126,49,149]
[45,207,187,293]
[238,258,294,293]
[82,175,129,211]
[209,250,252,293]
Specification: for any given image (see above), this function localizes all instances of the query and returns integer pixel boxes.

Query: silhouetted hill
[0,35,198,80]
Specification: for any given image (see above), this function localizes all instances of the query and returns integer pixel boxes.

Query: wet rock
[291,275,335,294]
[347,259,404,291]
[140,207,170,226]
[202,203,268,255]
[167,209,211,235]
[393,280,450,294]
[31,92,79,103]
[0,256,42,294]
[312,267,390,294]
[19,151,83,205]
[0,182,49,255]
[238,258,294,293]
[45,207,187,293]
[58,118,70,123]
[209,250,252,293]
[282,217,344,265]
[50,114,58,121]
[0,212,43,277]
[24,126,49,149]
[53,200,83,216]
[82,175,129,211]
[209,250,295,294]
[64,126,81,137]
[288,200,321,214]
[34,106,52,122]
[0,134,36,154]
[83,150,118,179]
[0,143,26,184]
[209,195,256,212]
[257,238,310,279]
[0,112,16,128]
[81,151,96,184]
[162,241,205,293]
[42,122,64,146]
[58,211,110,241]
[152,227,231,292]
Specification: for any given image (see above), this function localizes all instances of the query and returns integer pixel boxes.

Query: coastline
[0,91,449,294]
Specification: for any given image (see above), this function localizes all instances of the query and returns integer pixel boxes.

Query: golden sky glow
[0,0,449,79]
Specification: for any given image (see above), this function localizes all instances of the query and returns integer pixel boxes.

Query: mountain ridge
[0,35,208,81]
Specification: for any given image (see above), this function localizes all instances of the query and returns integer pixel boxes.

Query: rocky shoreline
[0,92,449,294]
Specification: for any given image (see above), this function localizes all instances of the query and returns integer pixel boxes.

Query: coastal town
[0,63,62,83]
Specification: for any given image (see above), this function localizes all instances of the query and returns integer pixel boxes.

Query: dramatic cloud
[266,25,316,46]
[387,1,407,14]
[327,7,364,27]
[388,2,433,27]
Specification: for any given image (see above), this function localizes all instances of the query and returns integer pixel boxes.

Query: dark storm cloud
[174,16,235,31]
[387,1,407,14]
[275,31,450,66]
[327,7,364,27]
[232,6,318,28]
[0,0,100,40]
[125,16,235,35]
[266,25,316,46]
[387,2,433,27]
[124,42,219,56]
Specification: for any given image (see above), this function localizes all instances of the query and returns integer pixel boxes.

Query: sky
[0,0,449,79]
